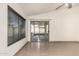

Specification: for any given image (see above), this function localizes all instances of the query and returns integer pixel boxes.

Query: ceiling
[18,3,79,16]
[18,3,62,16]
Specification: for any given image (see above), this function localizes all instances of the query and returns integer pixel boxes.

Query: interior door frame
[30,21,49,42]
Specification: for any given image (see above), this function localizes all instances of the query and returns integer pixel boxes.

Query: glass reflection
[8,6,25,46]
[31,21,49,42]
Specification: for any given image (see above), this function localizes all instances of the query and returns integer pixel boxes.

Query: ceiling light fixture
[65,3,69,6]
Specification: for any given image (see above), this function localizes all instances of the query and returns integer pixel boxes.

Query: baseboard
[49,41,79,43]
[14,41,29,56]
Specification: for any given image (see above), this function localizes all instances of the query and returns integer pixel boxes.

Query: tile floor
[15,42,79,56]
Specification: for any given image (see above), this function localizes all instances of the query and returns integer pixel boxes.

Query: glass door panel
[35,24,39,34]
[31,21,49,42]
[33,22,40,41]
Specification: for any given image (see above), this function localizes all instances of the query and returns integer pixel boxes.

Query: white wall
[0,3,28,56]
[27,20,30,42]
[28,6,79,41]
[0,3,8,55]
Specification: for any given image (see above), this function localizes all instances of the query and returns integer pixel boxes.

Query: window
[8,6,26,46]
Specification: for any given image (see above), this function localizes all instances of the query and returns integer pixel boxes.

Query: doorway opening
[30,21,49,42]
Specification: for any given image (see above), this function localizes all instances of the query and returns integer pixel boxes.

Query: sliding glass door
[31,21,49,42]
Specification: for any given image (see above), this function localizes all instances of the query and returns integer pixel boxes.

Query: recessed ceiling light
[65,3,69,6]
